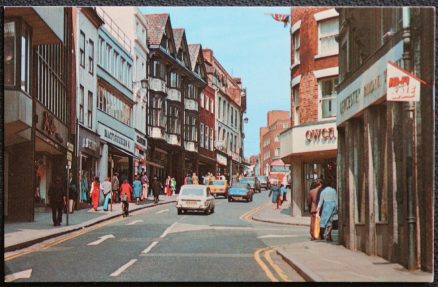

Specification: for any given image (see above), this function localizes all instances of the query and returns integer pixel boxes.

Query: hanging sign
[386,61,423,102]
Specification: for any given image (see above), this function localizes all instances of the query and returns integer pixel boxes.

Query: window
[319,77,338,119]
[283,123,288,129]
[234,135,237,152]
[113,51,118,77]
[187,84,197,100]
[105,43,111,69]
[205,97,209,112]
[79,86,84,123]
[275,148,280,157]
[87,91,93,128]
[274,136,279,142]
[166,103,180,134]
[88,39,94,75]
[98,85,132,126]
[98,37,104,66]
[230,107,234,126]
[205,126,209,149]
[218,98,221,118]
[200,123,204,148]
[169,71,180,89]
[293,85,300,125]
[210,99,214,114]
[200,93,204,108]
[234,110,237,127]
[222,100,226,119]
[149,95,164,128]
[184,113,198,142]
[210,128,214,151]
[4,21,16,87]
[318,18,339,55]
[120,58,125,82]
[292,31,300,64]
[127,64,132,89]
[80,31,85,67]
[151,60,166,80]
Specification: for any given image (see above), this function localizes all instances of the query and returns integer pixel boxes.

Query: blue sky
[140,6,291,158]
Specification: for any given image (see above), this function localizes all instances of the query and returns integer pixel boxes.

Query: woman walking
[132,175,142,205]
[90,176,100,211]
[269,181,282,209]
[165,176,172,196]
[316,180,338,241]
[80,172,89,203]
[120,179,132,217]
[170,177,176,196]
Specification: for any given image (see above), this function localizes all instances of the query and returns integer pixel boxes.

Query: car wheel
[177,209,182,215]
[211,207,215,213]
[228,197,232,202]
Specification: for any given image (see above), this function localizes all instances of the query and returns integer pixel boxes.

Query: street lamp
[133,78,148,89]
[244,117,248,124]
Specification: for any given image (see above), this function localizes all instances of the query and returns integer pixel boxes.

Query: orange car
[207,179,229,198]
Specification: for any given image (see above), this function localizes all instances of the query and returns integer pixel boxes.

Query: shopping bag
[314,215,321,239]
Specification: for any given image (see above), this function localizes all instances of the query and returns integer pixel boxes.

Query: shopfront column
[99,143,108,181]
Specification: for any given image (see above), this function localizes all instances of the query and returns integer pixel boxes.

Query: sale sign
[386,61,422,102]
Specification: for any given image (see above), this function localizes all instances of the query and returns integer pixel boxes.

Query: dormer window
[177,49,183,62]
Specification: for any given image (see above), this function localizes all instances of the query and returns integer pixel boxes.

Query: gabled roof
[173,28,184,51]
[144,13,169,46]
[188,44,201,70]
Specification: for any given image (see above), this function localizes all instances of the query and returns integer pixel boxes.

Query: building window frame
[318,77,338,120]
[80,30,85,68]
[87,91,93,128]
[292,31,300,65]
[166,102,181,135]
[317,17,339,57]
[88,39,94,75]
[79,85,85,124]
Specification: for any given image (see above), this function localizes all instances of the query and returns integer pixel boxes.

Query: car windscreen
[231,183,248,189]
[257,176,268,181]
[180,188,205,196]
[240,178,255,184]
[211,180,225,185]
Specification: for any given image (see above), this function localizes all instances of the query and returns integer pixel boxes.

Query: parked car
[239,177,261,193]
[228,183,254,202]
[256,176,270,190]
[176,185,215,215]
[208,179,229,198]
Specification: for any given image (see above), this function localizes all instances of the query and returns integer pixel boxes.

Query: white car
[176,185,215,215]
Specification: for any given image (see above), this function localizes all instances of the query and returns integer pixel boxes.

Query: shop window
[319,77,338,119]
[352,118,365,224]
[80,31,85,67]
[88,39,94,75]
[371,106,388,222]
[292,31,300,64]
[318,18,339,56]
[79,85,84,123]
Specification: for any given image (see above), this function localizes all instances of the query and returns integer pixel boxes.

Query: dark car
[239,177,261,193]
[228,183,254,202]
[256,176,270,190]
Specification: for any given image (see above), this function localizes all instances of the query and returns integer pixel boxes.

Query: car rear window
[180,188,205,196]
[232,183,248,189]
[211,180,225,185]
[240,178,255,184]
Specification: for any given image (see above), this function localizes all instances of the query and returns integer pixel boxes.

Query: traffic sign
[67,151,73,161]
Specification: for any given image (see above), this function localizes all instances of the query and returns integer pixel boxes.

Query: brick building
[259,110,290,176]
[280,7,339,216]
[336,7,434,272]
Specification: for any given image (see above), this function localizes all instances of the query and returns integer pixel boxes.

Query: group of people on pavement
[308,178,338,242]
[268,181,288,209]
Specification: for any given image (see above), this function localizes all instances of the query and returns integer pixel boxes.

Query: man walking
[101,176,112,211]
[48,177,65,226]
[192,172,199,185]
[141,172,149,201]
[112,172,120,203]
[151,176,162,204]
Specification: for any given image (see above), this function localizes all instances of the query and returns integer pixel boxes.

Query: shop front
[78,126,100,203]
[34,103,69,210]
[134,132,148,175]
[97,123,134,183]
[198,154,217,178]
[216,151,228,178]
[280,121,337,216]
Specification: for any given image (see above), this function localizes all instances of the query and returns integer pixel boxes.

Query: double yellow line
[240,202,271,222]
[254,246,290,282]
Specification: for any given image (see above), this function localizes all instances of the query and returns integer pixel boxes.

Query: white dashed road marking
[141,241,159,254]
[156,209,169,214]
[110,259,137,277]
[126,220,143,225]
[4,269,32,282]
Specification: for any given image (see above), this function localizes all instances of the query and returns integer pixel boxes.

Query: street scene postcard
[3,5,435,283]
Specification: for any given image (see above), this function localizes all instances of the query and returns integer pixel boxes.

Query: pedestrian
[280,184,287,206]
[119,179,132,217]
[151,176,162,204]
[80,172,89,204]
[308,179,323,240]
[282,176,289,201]
[48,177,66,226]
[90,176,100,211]
[316,179,338,241]
[68,172,77,213]
[185,173,192,185]
[133,175,142,205]
[101,176,112,211]
[165,176,172,196]
[192,172,199,185]
[269,181,282,209]
[171,177,177,195]
[112,172,120,204]
[141,172,149,201]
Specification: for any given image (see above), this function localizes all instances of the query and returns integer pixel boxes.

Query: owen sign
[305,127,336,143]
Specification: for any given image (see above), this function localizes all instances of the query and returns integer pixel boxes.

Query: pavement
[251,201,433,283]
[4,195,177,252]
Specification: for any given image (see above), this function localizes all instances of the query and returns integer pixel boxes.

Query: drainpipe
[402,7,417,271]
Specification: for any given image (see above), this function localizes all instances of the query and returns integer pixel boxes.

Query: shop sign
[82,138,98,152]
[217,153,228,166]
[137,135,146,146]
[66,151,72,161]
[67,142,74,152]
[98,124,134,153]
[386,61,422,102]
[36,103,67,147]
[337,40,403,126]
[231,152,240,163]
[42,111,56,136]
[305,127,336,143]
